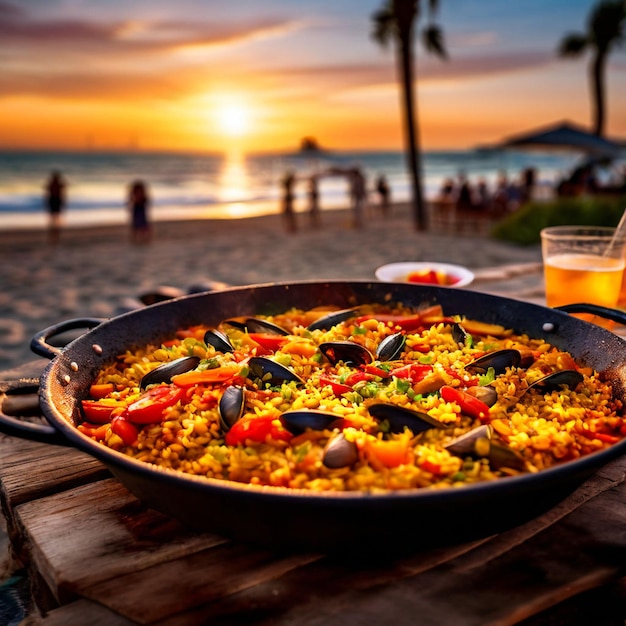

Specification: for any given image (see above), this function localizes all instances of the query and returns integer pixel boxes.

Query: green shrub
[490,195,626,245]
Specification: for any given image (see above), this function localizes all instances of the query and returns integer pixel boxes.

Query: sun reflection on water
[219,151,248,205]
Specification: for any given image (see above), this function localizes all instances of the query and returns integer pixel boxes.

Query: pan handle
[0,380,68,445]
[556,303,626,326]
[30,317,105,360]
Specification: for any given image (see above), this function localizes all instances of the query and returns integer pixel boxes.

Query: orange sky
[2,1,625,153]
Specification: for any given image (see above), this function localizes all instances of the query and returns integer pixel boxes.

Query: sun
[216,100,251,137]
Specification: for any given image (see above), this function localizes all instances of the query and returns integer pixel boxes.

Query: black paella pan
[2,280,626,554]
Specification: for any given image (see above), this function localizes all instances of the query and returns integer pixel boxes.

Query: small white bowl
[375,261,475,288]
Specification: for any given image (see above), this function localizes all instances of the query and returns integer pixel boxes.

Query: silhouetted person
[349,167,367,229]
[45,171,66,244]
[281,170,297,233]
[128,180,151,244]
[475,178,491,212]
[522,167,536,202]
[492,172,510,216]
[456,174,474,214]
[375,174,391,215]
[308,175,321,228]
[439,178,455,201]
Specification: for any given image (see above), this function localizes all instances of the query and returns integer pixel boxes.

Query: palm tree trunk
[395,9,428,231]
[590,48,607,136]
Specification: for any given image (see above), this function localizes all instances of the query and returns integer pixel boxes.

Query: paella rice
[77,303,626,492]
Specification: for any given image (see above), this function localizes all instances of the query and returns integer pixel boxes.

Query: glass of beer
[541,226,625,323]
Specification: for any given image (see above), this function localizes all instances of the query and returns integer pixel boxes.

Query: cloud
[0,1,305,100]
[0,1,300,53]
[0,2,120,46]
[276,49,554,91]
[0,1,557,106]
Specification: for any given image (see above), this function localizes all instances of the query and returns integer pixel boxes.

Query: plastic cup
[540,226,626,324]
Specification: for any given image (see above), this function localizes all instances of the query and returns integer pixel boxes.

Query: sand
[0,201,543,371]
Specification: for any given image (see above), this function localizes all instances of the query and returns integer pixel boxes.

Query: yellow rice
[78,303,626,492]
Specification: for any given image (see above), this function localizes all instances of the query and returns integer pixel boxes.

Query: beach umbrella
[498,120,623,158]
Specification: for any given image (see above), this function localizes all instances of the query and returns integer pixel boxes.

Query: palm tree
[372,0,446,231]
[558,0,626,137]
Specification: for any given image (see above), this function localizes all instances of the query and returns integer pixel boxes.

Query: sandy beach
[0,201,543,372]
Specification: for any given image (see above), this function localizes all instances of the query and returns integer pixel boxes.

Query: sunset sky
[2,0,625,153]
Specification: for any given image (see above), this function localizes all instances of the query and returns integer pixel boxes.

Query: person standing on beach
[281,170,297,233]
[375,174,391,215]
[44,171,66,244]
[308,175,321,228]
[349,167,367,228]
[128,180,152,244]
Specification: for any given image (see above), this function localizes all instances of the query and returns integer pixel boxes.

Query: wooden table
[1,271,626,625]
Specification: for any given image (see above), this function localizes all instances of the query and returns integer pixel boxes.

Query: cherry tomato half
[80,400,123,424]
[440,385,490,422]
[111,416,139,446]
[125,385,184,424]
[225,415,292,446]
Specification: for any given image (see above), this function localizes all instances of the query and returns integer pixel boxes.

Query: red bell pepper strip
[247,333,289,352]
[171,365,240,387]
[345,371,371,386]
[77,422,109,440]
[225,415,293,446]
[577,429,620,444]
[440,385,490,422]
[319,376,353,396]
[362,364,391,378]
[390,363,433,383]
[124,385,184,424]
[110,416,139,446]
[80,400,124,424]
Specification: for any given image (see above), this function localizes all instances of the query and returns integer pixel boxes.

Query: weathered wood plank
[84,544,321,624]
[29,599,136,625]
[0,437,109,510]
[14,479,227,604]
[149,464,626,626]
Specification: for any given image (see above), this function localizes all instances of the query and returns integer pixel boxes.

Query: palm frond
[371,6,395,47]
[589,0,626,49]
[422,25,447,59]
[558,33,589,56]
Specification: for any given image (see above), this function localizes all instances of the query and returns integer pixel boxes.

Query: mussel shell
[323,433,359,468]
[479,439,527,471]
[376,332,406,361]
[246,318,290,335]
[444,425,492,457]
[139,356,201,390]
[319,341,373,367]
[248,356,303,386]
[446,430,526,471]
[280,409,341,435]
[466,349,521,376]
[222,318,247,331]
[307,307,361,332]
[451,322,470,346]
[204,329,234,353]
[218,385,245,431]
[368,403,446,434]
[526,369,584,394]
[223,317,289,335]
[464,385,498,407]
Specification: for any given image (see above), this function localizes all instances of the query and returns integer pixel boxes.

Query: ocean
[0,148,582,230]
